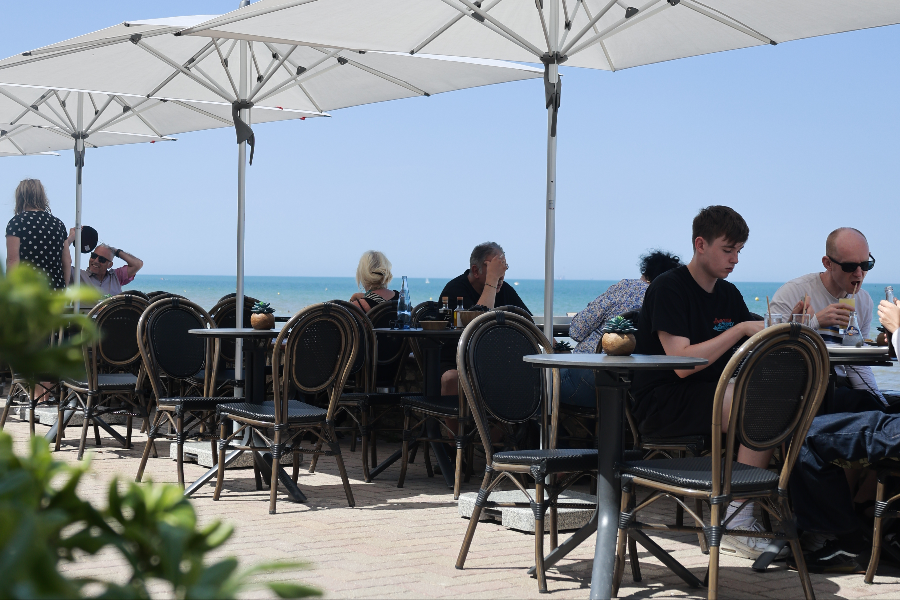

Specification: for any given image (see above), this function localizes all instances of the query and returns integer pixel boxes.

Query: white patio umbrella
[0,10,541,392]
[176,0,900,342]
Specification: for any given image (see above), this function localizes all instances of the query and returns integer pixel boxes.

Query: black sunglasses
[827,253,875,273]
[90,251,110,265]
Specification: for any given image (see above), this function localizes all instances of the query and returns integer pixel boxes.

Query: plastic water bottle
[397,276,412,329]
[842,311,863,347]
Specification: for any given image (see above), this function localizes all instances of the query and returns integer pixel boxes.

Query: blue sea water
[131,275,899,388]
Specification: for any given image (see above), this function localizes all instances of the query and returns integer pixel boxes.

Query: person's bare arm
[476,255,507,308]
[659,320,763,378]
[108,246,143,279]
[6,235,19,272]
[64,228,76,283]
[61,241,71,285]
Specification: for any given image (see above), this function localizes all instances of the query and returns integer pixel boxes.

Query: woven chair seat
[339,392,408,407]
[620,457,779,493]
[400,394,459,416]
[158,397,234,411]
[493,448,598,474]
[217,400,327,423]
[65,372,138,391]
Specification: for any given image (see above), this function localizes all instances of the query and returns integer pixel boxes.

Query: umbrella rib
[0,88,68,131]
[536,2,552,51]
[213,39,241,99]
[558,0,585,48]
[566,0,668,57]
[410,6,469,55]
[38,95,75,133]
[145,39,218,99]
[87,92,100,115]
[53,91,77,132]
[249,42,264,84]
[9,105,32,126]
[84,94,118,132]
[599,39,617,71]
[253,45,340,105]
[293,81,324,113]
[114,96,165,138]
[331,51,429,97]
[87,95,146,134]
[441,0,545,57]
[177,0,320,36]
[249,45,297,101]
[7,136,28,156]
[168,99,233,125]
[133,38,235,102]
[561,0,626,56]
[680,0,775,45]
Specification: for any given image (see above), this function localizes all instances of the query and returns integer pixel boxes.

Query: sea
[130,275,899,389]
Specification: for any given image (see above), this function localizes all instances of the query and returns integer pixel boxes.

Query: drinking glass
[764,313,785,327]
[791,314,812,326]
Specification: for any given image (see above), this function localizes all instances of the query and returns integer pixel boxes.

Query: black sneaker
[787,540,864,574]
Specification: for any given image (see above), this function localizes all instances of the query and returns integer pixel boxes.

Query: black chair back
[209,295,259,365]
[412,301,441,323]
[366,301,404,387]
[138,297,219,401]
[273,303,357,423]
[92,295,149,368]
[458,310,558,463]
[495,305,535,323]
[713,323,829,497]
[330,299,372,383]
[120,289,150,301]
[146,291,186,301]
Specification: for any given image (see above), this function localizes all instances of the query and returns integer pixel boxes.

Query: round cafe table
[522,353,707,600]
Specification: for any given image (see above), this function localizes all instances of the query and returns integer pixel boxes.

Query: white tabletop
[523,353,707,370]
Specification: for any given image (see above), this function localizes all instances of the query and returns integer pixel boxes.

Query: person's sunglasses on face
[827,253,875,273]
[90,251,110,265]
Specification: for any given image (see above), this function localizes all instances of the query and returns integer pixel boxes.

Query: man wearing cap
[66,227,143,295]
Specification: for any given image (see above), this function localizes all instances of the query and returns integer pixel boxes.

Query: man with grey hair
[66,228,144,295]
[438,241,530,313]
[770,226,886,413]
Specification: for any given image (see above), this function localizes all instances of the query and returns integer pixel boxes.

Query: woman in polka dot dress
[5,179,69,289]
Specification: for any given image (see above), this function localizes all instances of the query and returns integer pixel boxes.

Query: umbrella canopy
[177,0,900,344]
[0,11,541,393]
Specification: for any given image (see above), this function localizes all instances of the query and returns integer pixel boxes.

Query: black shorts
[633,379,717,439]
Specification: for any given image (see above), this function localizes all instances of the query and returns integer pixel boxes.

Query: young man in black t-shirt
[632,205,805,561]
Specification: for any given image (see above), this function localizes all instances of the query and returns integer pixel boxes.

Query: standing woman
[5,179,69,288]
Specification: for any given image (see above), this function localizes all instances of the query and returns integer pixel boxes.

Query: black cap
[80,225,98,254]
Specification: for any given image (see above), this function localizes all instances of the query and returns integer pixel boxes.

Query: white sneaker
[720,520,789,560]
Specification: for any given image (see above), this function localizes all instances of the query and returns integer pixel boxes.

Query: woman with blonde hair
[5,179,69,289]
[349,251,398,313]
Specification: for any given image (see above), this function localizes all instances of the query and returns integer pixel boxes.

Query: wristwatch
[113,248,122,258]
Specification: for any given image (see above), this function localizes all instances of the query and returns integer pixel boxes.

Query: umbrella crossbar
[565,0,668,57]
[248,44,297,99]
[560,0,618,56]
[253,46,342,106]
[679,0,776,45]
[317,49,431,98]
[410,0,503,55]
[0,87,68,131]
[54,90,78,131]
[0,28,175,70]
[84,94,118,132]
[144,40,218,99]
[177,0,318,37]
[0,126,29,155]
[213,38,241,99]
[132,38,235,103]
[167,99,233,125]
[113,96,165,138]
[441,0,544,57]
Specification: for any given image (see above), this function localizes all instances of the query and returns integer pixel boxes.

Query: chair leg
[210,438,218,467]
[28,386,37,436]
[176,412,185,488]
[533,481,549,593]
[613,482,633,596]
[424,440,434,478]
[214,422,227,501]
[360,411,371,483]
[456,470,493,570]
[628,536,642,582]
[93,421,102,447]
[0,384,14,429]
[866,475,888,584]
[329,425,355,508]
[125,414,133,450]
[292,450,300,483]
[308,437,324,473]
[55,399,66,451]
[136,412,161,483]
[268,429,281,514]
[370,426,378,469]
[548,478,558,551]
[454,424,466,500]
[77,397,94,461]
[398,411,412,488]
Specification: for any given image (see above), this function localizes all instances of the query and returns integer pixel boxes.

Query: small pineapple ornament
[250,301,276,330]
[599,316,637,356]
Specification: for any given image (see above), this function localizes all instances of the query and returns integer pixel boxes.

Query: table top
[374,327,464,337]
[188,327,281,338]
[523,353,707,370]
[827,345,893,367]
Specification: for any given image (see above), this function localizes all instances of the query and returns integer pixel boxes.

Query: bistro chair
[366,301,410,390]
[213,302,358,513]
[612,323,829,600]
[495,305,535,322]
[454,310,598,593]
[135,297,229,487]
[331,300,407,482]
[58,294,150,459]
[865,461,900,583]
[120,290,150,301]
[146,291,186,301]
[200,294,260,396]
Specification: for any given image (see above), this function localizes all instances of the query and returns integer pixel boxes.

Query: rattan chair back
[329,299,373,385]
[366,301,405,386]
[120,289,150,301]
[146,291,186,301]
[712,322,829,498]
[412,301,441,323]
[273,303,357,424]
[137,297,219,401]
[457,310,558,464]
[88,294,149,369]
[209,295,260,364]
[495,305,535,323]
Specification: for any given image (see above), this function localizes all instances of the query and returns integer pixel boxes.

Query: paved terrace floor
[4,413,900,599]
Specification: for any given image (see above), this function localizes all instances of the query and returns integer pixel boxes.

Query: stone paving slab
[3,412,900,599]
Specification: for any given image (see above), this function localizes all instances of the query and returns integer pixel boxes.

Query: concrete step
[458,489,596,533]
[171,440,295,469]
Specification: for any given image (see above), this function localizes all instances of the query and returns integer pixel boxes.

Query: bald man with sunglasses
[771,227,887,412]
[66,228,143,296]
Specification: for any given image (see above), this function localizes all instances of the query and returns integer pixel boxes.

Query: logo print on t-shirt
[713,318,734,332]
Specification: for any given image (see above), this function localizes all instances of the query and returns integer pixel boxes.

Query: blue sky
[1,2,898,284]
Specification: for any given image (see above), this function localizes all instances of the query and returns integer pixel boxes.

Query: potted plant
[600,316,637,356]
[553,340,573,354]
[250,301,276,330]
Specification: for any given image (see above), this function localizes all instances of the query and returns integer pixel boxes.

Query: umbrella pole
[73,92,84,312]
[234,34,249,399]
[543,74,557,346]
